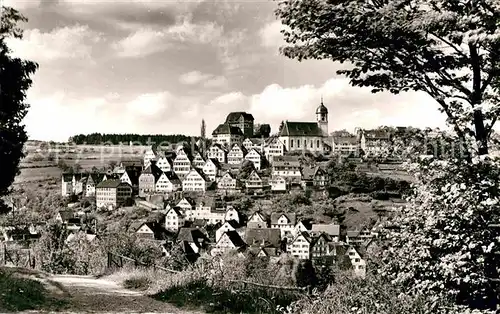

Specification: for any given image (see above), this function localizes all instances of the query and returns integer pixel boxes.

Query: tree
[275,0,500,156]
[0,7,38,212]
[200,119,206,139]
[278,121,285,134]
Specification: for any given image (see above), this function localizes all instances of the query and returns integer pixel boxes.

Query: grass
[0,267,67,312]
[153,279,298,314]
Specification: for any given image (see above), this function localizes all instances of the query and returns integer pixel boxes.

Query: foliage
[275,0,500,155]
[69,133,195,145]
[0,7,38,212]
[0,268,65,312]
[380,156,500,311]
[238,159,255,180]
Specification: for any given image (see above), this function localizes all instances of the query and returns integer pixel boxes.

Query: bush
[123,276,152,291]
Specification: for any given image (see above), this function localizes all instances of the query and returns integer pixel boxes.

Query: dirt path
[20,274,202,314]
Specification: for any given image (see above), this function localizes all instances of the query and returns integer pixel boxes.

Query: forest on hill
[68,133,198,145]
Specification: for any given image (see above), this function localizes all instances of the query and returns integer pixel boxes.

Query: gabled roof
[212,123,244,136]
[248,211,267,222]
[178,197,196,206]
[205,158,222,169]
[209,143,227,152]
[57,210,74,222]
[225,112,254,122]
[301,166,321,181]
[248,170,262,180]
[141,163,163,180]
[244,138,264,145]
[220,171,235,180]
[270,212,296,225]
[120,159,143,168]
[88,173,105,184]
[229,143,247,155]
[166,206,183,217]
[123,169,140,185]
[293,231,312,243]
[333,136,359,145]
[264,135,284,146]
[220,230,246,248]
[96,179,129,189]
[311,223,340,237]
[197,196,218,208]
[362,130,392,140]
[222,220,242,230]
[280,122,323,137]
[161,171,181,184]
[186,168,209,181]
[246,148,261,156]
[245,228,281,248]
[177,227,209,245]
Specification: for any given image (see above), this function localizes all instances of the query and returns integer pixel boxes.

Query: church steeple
[316,97,328,136]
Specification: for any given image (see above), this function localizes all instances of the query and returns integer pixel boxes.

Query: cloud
[125,92,172,117]
[113,17,223,58]
[2,0,42,10]
[260,20,288,50]
[179,71,228,88]
[6,25,103,63]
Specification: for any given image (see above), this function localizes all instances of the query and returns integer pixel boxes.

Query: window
[290,140,293,148]
[297,140,300,147]
[317,140,320,148]
[310,141,313,148]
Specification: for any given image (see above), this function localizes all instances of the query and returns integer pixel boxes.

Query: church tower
[316,96,329,136]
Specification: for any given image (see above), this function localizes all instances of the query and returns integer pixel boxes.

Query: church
[278,99,331,153]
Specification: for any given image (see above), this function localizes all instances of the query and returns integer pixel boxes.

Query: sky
[4,0,448,142]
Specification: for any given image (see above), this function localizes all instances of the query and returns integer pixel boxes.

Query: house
[288,232,313,260]
[264,136,285,163]
[245,170,268,192]
[359,129,392,156]
[270,176,288,192]
[176,227,210,257]
[347,226,375,244]
[292,220,312,237]
[301,166,329,189]
[270,213,296,238]
[215,220,244,242]
[61,173,74,196]
[185,196,216,221]
[310,223,340,242]
[173,148,193,181]
[217,172,242,194]
[207,144,227,164]
[242,138,265,154]
[272,156,302,182]
[192,151,206,169]
[211,230,247,256]
[117,160,143,174]
[55,210,74,223]
[202,158,221,182]
[72,174,86,195]
[247,211,268,229]
[165,207,185,232]
[332,135,359,157]
[225,112,255,138]
[227,144,247,165]
[155,171,182,194]
[156,153,174,172]
[135,222,167,240]
[346,246,367,278]
[95,179,132,209]
[245,228,281,250]
[278,101,329,153]
[144,145,159,168]
[176,197,196,213]
[84,173,105,197]
[223,205,240,223]
[182,168,210,192]
[310,233,331,258]
[66,231,98,245]
[244,148,263,170]
[120,169,140,193]
[212,123,244,148]
[138,163,163,197]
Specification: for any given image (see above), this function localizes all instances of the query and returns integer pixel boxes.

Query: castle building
[225,112,254,137]
[278,99,330,153]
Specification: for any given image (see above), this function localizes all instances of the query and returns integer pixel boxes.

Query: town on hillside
[32,101,450,278]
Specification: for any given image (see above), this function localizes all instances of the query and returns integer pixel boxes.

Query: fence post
[107,252,111,268]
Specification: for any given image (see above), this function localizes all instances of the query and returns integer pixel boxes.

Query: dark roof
[245,228,281,248]
[121,159,143,168]
[62,173,73,182]
[57,210,74,222]
[210,143,228,152]
[141,163,163,180]
[212,123,244,136]
[177,228,209,244]
[166,206,183,217]
[229,143,247,155]
[270,212,296,225]
[207,158,222,169]
[280,122,323,137]
[362,130,392,140]
[162,171,181,184]
[333,136,359,144]
[96,179,129,189]
[272,155,301,168]
[225,112,254,123]
[316,103,328,114]
[311,223,340,236]
[88,173,105,184]
[301,166,320,181]
[222,230,246,247]
[123,169,140,186]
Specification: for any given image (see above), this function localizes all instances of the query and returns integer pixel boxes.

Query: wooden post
[107,252,111,268]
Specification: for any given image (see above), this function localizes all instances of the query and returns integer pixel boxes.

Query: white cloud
[2,0,41,10]
[113,17,223,58]
[260,20,288,49]
[6,25,102,63]
[125,92,171,116]
[179,71,212,85]
[179,71,228,88]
